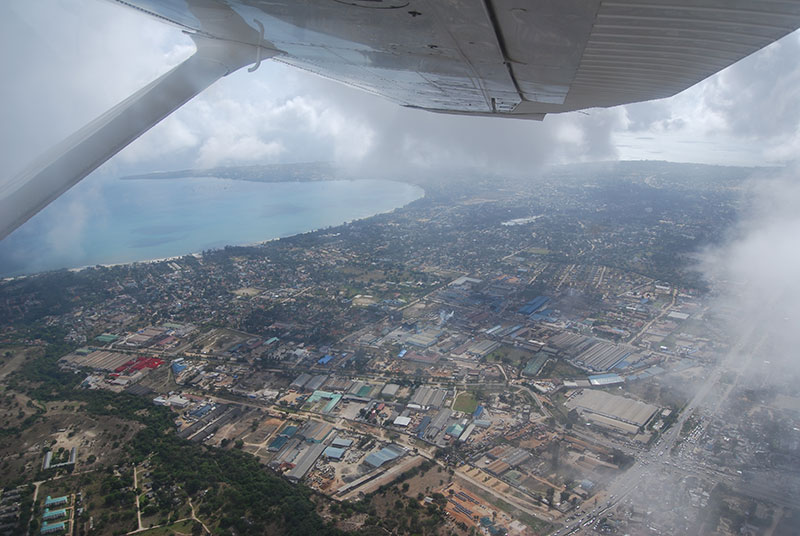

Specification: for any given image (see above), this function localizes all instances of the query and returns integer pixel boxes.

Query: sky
[2,0,800,185]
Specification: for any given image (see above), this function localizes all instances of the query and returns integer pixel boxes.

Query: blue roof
[318,354,334,365]
[280,425,298,438]
[519,296,550,315]
[171,362,187,374]
[268,436,289,451]
[473,405,484,418]
[446,423,464,437]
[189,405,212,418]
[416,416,432,437]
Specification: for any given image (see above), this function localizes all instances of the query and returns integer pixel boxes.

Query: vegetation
[452,392,478,414]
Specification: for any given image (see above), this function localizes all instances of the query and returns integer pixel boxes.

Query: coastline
[8,179,425,279]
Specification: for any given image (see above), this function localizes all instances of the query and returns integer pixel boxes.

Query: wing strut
[0,35,275,240]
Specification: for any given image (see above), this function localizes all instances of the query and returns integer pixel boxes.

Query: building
[410,386,447,409]
[331,436,353,448]
[364,445,404,468]
[381,383,400,398]
[304,390,342,413]
[458,423,476,442]
[299,420,333,443]
[522,352,549,377]
[323,447,346,460]
[285,443,326,481]
[588,373,624,386]
[42,509,67,521]
[280,425,298,438]
[40,521,65,535]
[393,416,411,427]
[268,436,289,452]
[565,389,659,434]
[44,496,68,508]
[290,373,312,390]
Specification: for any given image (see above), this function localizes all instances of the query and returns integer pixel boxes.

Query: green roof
[522,353,548,377]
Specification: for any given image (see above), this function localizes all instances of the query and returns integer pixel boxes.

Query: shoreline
[4,180,425,280]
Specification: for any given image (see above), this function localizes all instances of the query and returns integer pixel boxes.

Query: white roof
[393,416,412,427]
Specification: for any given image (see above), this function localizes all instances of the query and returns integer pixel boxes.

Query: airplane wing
[2,0,800,240]
[124,0,800,118]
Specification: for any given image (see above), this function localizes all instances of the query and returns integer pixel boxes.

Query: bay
[0,177,423,276]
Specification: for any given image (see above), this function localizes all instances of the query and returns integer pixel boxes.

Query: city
[1,161,796,536]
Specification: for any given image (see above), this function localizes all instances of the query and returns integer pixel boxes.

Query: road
[133,465,142,531]
[630,287,677,344]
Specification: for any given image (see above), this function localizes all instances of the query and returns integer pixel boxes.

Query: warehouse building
[565,389,658,434]
[364,445,404,469]
[286,443,326,481]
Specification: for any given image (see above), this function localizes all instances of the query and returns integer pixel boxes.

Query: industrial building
[323,447,346,460]
[518,296,549,315]
[286,443,327,481]
[298,420,333,443]
[391,415,410,427]
[290,373,312,390]
[305,374,329,392]
[381,383,400,398]
[331,436,353,448]
[588,373,624,386]
[410,386,447,409]
[405,329,442,348]
[522,353,549,377]
[364,445,404,468]
[565,389,659,435]
[304,390,342,413]
[465,339,500,359]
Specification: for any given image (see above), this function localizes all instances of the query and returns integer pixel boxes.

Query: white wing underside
[2,0,800,240]
[125,0,800,118]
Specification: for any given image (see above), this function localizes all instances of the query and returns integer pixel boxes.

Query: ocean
[0,177,423,276]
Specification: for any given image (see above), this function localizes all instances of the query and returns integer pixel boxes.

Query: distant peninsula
[121,161,343,183]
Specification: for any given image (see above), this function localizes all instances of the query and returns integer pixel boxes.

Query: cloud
[0,0,192,179]
[617,31,800,165]
[699,168,800,343]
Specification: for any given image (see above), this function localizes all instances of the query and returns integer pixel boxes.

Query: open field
[485,346,535,367]
[453,392,478,414]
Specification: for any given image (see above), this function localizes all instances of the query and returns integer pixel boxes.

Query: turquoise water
[0,177,423,276]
